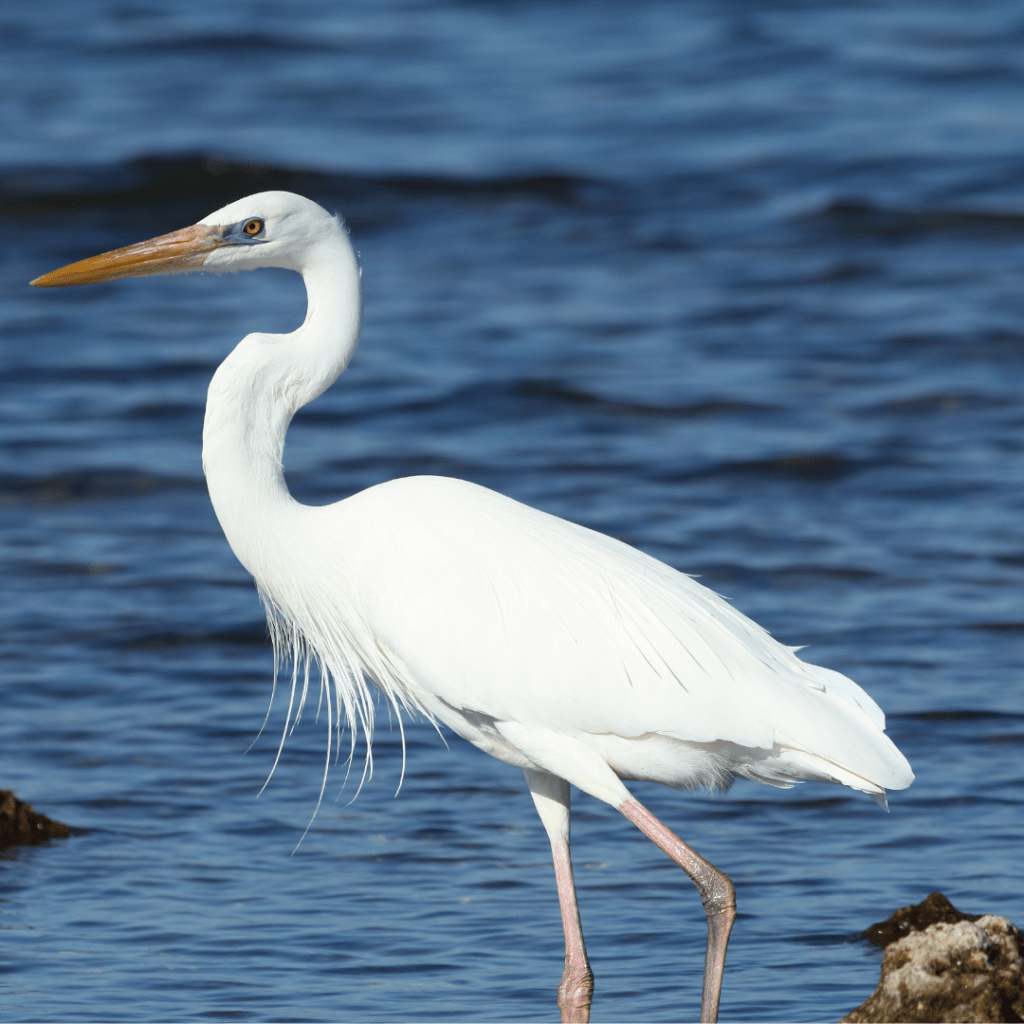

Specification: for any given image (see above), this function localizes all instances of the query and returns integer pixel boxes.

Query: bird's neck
[201,236,362,580]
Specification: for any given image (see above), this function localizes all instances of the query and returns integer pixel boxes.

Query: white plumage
[33,190,913,1024]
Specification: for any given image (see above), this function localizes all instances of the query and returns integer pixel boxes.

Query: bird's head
[31,191,343,287]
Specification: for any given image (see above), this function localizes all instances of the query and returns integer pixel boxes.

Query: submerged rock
[841,894,1024,1024]
[0,790,71,850]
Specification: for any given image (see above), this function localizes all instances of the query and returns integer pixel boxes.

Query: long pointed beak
[31,223,231,287]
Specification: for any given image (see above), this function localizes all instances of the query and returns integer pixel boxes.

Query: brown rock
[863,892,981,948]
[0,789,71,850]
[841,911,1024,1023]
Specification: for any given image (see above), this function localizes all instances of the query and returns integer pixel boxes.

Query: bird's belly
[580,731,743,789]
[412,689,535,771]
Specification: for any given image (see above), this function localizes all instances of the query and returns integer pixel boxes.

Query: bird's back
[293,475,912,799]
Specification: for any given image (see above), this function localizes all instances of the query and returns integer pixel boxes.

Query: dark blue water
[2,2,1023,1021]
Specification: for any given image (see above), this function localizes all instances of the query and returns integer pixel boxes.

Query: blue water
[2,1,1023,1021]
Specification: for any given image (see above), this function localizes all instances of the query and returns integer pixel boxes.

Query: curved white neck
[201,230,362,579]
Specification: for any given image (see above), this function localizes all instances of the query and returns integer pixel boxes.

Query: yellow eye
[243,219,263,236]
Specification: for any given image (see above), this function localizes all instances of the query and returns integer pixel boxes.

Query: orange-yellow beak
[31,223,231,287]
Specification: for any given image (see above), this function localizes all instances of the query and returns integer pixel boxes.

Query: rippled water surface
[2,2,1023,1021]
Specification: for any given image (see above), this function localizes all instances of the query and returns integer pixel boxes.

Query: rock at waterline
[841,893,1024,1024]
[862,891,981,947]
[0,790,71,850]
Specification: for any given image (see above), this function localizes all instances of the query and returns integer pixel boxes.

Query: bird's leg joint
[557,957,594,1024]
[698,870,737,921]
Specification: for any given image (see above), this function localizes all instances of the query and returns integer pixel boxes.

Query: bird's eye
[242,219,263,236]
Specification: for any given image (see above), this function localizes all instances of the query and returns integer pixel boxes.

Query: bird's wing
[333,476,909,791]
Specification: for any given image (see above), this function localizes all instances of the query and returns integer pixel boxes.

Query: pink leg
[524,769,594,1023]
[551,834,594,1022]
[619,797,736,1024]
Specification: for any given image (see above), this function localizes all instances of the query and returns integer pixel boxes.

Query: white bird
[32,191,913,1024]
